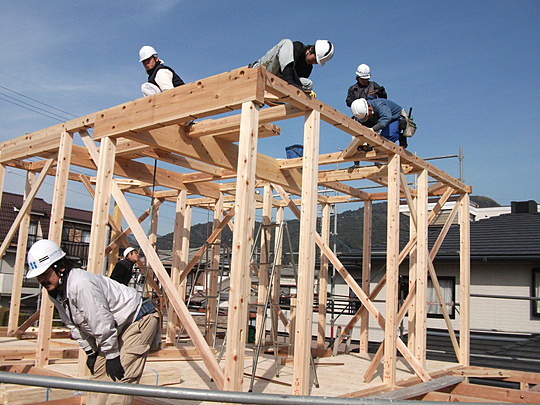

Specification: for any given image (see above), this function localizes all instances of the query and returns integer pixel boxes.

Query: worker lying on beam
[27,239,159,405]
[139,45,185,96]
[249,39,334,98]
[351,97,414,149]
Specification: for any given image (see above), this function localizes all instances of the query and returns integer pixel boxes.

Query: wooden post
[317,203,331,352]
[0,164,4,208]
[206,194,223,346]
[408,207,417,354]
[459,193,470,366]
[36,129,72,367]
[224,101,259,392]
[292,109,320,396]
[383,153,400,385]
[107,202,123,276]
[167,190,187,343]
[7,171,34,334]
[415,169,428,365]
[179,204,192,302]
[271,206,284,344]
[360,200,372,353]
[255,184,273,345]
[87,136,116,276]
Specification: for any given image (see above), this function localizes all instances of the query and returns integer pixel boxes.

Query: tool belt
[399,110,417,137]
[135,298,156,321]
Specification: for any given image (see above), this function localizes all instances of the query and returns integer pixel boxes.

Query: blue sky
[1,1,539,234]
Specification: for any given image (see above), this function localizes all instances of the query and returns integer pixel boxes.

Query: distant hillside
[157,202,410,253]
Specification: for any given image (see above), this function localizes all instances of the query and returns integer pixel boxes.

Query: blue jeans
[380,119,400,143]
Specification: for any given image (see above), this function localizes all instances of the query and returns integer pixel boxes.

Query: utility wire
[0,94,65,122]
[0,84,78,118]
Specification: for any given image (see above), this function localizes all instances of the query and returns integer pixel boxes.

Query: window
[532,269,540,318]
[399,275,456,319]
[427,277,455,319]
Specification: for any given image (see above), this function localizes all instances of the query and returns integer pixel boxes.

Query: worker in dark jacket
[346,64,387,107]
[139,45,184,96]
[351,98,407,147]
[251,39,334,93]
[110,247,139,286]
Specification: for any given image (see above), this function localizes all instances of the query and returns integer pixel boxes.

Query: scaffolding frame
[0,66,472,395]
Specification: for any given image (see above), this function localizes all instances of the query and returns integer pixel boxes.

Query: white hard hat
[356,64,371,79]
[314,40,334,66]
[351,98,369,121]
[139,45,157,62]
[27,239,66,278]
[124,247,137,258]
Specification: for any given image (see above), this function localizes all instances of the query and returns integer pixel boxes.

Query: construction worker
[346,64,387,107]
[250,39,334,95]
[351,97,408,148]
[27,239,159,405]
[139,45,185,96]
[110,247,139,286]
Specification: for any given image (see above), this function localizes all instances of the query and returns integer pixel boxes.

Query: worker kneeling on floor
[27,239,159,405]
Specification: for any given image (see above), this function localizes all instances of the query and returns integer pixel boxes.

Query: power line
[0,94,65,122]
[0,84,78,118]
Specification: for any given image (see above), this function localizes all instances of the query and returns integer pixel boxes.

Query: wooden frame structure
[0,66,474,396]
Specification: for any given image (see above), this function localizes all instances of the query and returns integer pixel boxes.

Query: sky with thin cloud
[1,1,539,234]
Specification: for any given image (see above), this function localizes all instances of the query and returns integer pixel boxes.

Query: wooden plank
[414,169,428,364]
[93,67,265,139]
[205,193,223,346]
[319,181,370,200]
[292,109,320,396]
[224,101,259,392]
[166,190,187,343]
[255,185,272,345]
[459,192,471,366]
[383,153,400,385]
[0,159,54,257]
[317,203,331,351]
[360,200,372,354]
[36,130,73,368]
[7,171,34,334]
[86,136,116,276]
[371,376,463,399]
[449,382,540,403]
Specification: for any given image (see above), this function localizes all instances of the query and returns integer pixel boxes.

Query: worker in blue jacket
[351,98,407,147]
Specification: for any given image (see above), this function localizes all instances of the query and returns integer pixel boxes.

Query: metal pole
[0,371,381,405]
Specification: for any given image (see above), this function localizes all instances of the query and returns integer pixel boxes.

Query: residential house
[0,192,93,309]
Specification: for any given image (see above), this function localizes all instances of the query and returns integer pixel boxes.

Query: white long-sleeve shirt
[51,268,142,359]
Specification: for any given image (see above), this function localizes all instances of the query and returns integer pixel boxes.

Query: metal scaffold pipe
[0,371,386,405]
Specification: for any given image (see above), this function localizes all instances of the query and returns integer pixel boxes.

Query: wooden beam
[37,130,72,367]
[93,67,265,139]
[383,154,400,385]
[459,193,471,366]
[292,109,320,395]
[224,101,259,392]
[0,159,55,257]
[414,169,428,364]
[317,203,331,351]
[360,200,372,354]
[7,171,34,335]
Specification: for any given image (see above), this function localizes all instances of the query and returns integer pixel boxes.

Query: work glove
[304,90,317,98]
[105,356,125,382]
[85,350,98,375]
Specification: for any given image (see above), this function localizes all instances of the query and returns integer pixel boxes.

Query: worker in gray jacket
[27,239,159,405]
[250,39,334,94]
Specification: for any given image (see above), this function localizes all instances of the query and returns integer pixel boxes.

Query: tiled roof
[0,192,92,246]
[431,212,540,258]
[343,212,540,260]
